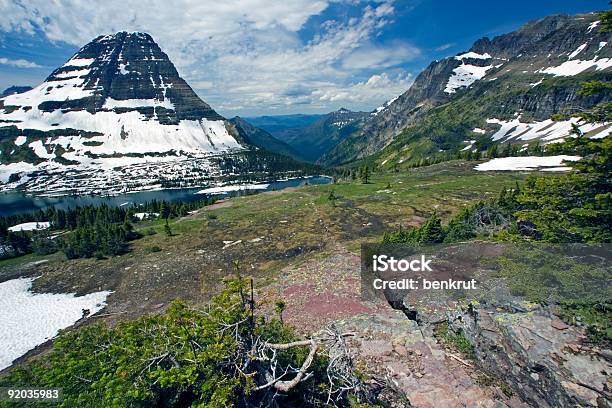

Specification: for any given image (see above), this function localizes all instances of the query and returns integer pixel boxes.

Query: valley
[0,161,527,340]
[0,5,610,408]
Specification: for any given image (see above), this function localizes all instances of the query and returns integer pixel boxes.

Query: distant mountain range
[0,32,313,195]
[244,114,324,135]
[2,11,610,193]
[246,108,369,162]
[229,116,302,161]
[322,12,612,166]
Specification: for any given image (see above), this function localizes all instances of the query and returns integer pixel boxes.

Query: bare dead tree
[133,280,368,406]
[470,203,509,234]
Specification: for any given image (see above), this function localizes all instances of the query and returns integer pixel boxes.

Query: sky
[0,0,607,116]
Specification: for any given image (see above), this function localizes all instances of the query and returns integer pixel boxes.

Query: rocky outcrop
[451,304,611,408]
[336,311,530,408]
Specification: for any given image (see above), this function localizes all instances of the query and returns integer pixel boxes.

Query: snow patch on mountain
[0,162,36,183]
[29,140,54,159]
[372,95,399,115]
[54,68,91,79]
[537,57,612,76]
[3,75,96,106]
[486,116,611,142]
[568,43,588,59]
[64,57,95,67]
[455,52,492,60]
[102,97,175,110]
[587,20,601,33]
[14,136,26,146]
[475,155,580,172]
[3,107,241,157]
[8,222,51,232]
[444,64,493,94]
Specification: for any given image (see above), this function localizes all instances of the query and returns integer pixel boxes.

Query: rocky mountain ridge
[322,12,612,166]
[0,32,307,195]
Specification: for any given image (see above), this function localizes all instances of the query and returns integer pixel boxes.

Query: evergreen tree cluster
[62,221,137,259]
[383,134,611,245]
[213,150,321,179]
[0,197,215,260]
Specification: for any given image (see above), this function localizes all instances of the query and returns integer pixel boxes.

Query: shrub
[0,280,374,407]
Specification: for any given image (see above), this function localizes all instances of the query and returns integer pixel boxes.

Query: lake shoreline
[0,175,333,217]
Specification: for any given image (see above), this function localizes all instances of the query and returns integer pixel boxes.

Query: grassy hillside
[327,70,611,169]
[0,161,532,316]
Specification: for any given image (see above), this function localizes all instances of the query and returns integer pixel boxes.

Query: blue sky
[0,0,607,116]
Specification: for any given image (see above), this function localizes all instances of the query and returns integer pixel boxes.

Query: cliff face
[31,32,222,122]
[323,13,612,166]
[451,304,610,408]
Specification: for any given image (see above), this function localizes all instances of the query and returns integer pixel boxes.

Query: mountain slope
[0,86,33,97]
[229,116,303,161]
[323,12,612,166]
[251,109,368,162]
[0,32,309,195]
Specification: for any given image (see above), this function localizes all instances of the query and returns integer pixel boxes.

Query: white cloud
[313,72,412,104]
[435,43,454,52]
[0,0,329,45]
[342,42,420,69]
[0,0,417,114]
[0,57,41,68]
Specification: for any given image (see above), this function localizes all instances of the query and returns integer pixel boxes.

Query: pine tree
[160,201,170,220]
[419,212,445,243]
[274,299,286,324]
[164,219,172,237]
[487,144,498,158]
[360,165,370,184]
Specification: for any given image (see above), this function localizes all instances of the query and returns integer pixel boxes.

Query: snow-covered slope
[0,32,250,195]
[372,96,399,116]
[444,52,495,94]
